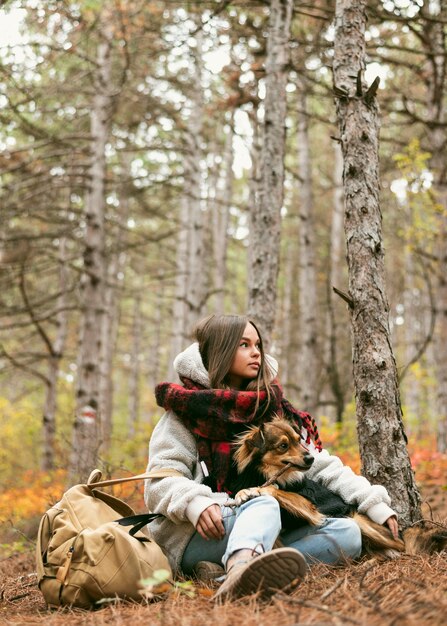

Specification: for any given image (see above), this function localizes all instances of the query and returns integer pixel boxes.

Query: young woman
[145,314,399,601]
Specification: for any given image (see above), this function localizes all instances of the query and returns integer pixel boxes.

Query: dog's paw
[306,509,325,526]
[234,487,262,505]
[296,500,324,526]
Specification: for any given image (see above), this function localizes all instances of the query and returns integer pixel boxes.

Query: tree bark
[70,30,112,482]
[280,240,294,390]
[100,155,131,447]
[402,243,421,424]
[247,0,293,344]
[99,243,126,449]
[184,26,206,334]
[422,4,447,453]
[333,0,421,527]
[42,237,69,470]
[168,25,205,377]
[148,283,163,393]
[326,142,347,423]
[296,87,319,415]
[168,194,189,381]
[128,295,141,437]
[212,121,234,313]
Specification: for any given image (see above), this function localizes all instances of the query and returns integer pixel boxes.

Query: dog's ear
[246,424,266,451]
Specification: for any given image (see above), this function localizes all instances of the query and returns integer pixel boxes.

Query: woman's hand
[196,504,225,541]
[385,515,399,540]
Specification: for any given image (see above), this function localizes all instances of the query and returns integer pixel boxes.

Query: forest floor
[1,483,446,626]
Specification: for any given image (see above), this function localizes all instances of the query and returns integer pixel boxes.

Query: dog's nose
[303,454,314,467]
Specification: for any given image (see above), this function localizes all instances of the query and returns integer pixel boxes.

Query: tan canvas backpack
[36,468,181,609]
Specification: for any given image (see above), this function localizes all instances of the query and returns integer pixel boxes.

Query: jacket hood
[173,342,279,388]
[173,343,210,387]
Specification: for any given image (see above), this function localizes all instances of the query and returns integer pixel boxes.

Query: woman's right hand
[196,504,225,540]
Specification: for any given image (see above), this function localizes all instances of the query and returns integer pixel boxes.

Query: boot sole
[213,548,307,602]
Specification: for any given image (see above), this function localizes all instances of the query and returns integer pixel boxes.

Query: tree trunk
[296,87,319,415]
[128,295,141,437]
[247,0,293,344]
[168,194,189,381]
[99,245,125,449]
[212,121,233,313]
[100,157,131,447]
[148,284,163,392]
[333,0,421,527]
[402,247,421,424]
[280,240,294,390]
[168,26,204,377]
[422,4,447,453]
[42,237,69,470]
[434,240,447,453]
[246,107,261,308]
[184,26,205,333]
[70,31,112,483]
[326,142,346,423]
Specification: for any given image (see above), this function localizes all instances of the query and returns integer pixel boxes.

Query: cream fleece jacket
[144,344,396,572]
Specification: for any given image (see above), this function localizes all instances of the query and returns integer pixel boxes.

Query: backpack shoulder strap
[87,468,183,489]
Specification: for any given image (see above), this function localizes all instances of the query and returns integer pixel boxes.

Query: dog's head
[233,416,314,485]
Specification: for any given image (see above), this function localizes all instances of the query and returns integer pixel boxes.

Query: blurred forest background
[1,0,447,542]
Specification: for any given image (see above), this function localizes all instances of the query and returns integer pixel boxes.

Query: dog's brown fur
[403,522,447,555]
[233,417,406,555]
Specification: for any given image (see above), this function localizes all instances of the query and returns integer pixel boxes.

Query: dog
[231,417,406,556]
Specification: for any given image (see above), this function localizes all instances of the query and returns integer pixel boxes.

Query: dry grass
[1,485,446,626]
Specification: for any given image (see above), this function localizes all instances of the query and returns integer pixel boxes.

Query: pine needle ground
[1,485,446,626]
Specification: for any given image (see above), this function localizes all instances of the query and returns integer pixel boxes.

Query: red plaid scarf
[155,377,323,494]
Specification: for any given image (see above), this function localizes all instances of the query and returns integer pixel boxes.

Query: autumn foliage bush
[0,469,149,528]
[319,413,447,486]
[0,469,67,522]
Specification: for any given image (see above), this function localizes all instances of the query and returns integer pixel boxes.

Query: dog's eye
[278,442,288,451]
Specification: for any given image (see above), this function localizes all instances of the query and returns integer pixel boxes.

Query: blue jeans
[181,495,362,574]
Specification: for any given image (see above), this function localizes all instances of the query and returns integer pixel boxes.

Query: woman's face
[227,322,261,389]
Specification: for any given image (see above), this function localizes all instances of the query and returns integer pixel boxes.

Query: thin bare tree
[296,86,319,415]
[69,26,113,482]
[168,23,205,378]
[326,143,347,423]
[421,3,447,453]
[212,120,234,313]
[247,0,293,344]
[128,295,141,437]
[42,238,69,470]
